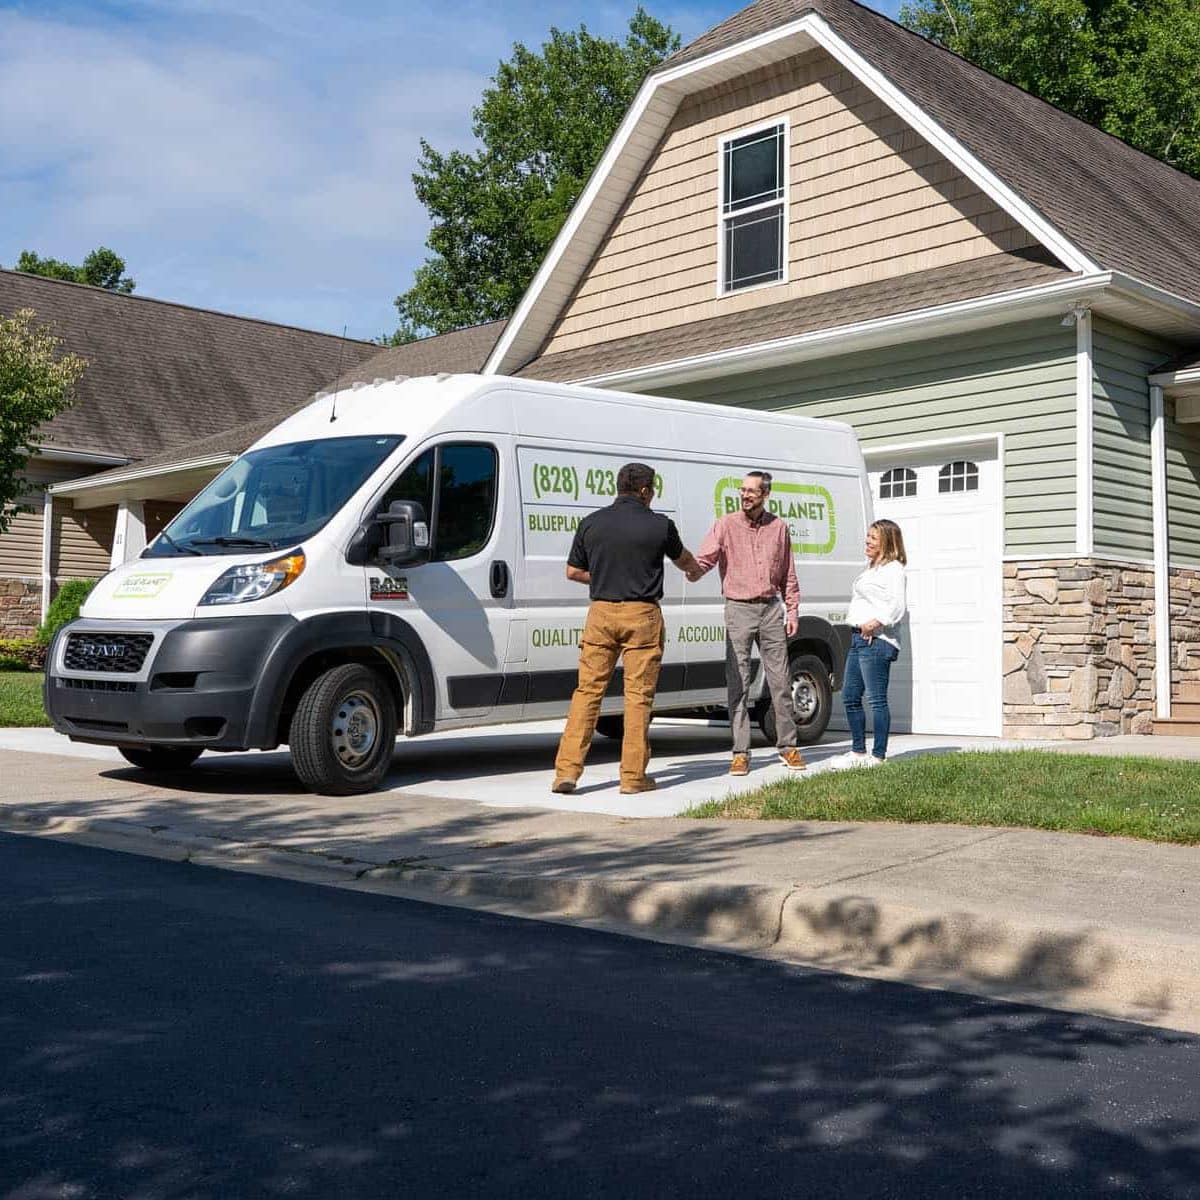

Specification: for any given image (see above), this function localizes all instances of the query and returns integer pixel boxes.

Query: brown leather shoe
[729,753,750,777]
[778,748,807,771]
[619,777,657,794]
[550,778,576,795]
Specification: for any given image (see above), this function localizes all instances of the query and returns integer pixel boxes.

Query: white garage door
[866,443,1002,736]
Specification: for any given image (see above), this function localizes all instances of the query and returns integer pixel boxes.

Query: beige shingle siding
[658,0,1200,307]
[544,48,1036,358]
[520,251,1067,382]
[52,502,115,581]
[660,317,1078,554]
[0,459,99,578]
[1092,319,1167,562]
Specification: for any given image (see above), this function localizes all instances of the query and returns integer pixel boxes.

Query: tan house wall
[544,48,1038,357]
[0,459,116,635]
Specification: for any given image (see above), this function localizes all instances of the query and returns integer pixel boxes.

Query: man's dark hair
[617,462,656,495]
[747,469,772,493]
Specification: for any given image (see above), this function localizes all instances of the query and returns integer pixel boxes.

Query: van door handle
[490,560,510,599]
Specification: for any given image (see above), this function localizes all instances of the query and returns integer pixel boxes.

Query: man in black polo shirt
[553,462,701,796]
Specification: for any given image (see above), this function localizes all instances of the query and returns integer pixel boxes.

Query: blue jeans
[842,633,899,759]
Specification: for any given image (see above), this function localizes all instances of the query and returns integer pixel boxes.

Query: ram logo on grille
[63,632,153,674]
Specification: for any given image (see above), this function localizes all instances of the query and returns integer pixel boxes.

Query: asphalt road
[2,833,1199,1200]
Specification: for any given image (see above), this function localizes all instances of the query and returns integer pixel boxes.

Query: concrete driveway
[0,720,1026,817]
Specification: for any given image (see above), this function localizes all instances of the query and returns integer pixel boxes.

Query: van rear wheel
[119,746,202,772]
[289,663,397,796]
[758,652,832,746]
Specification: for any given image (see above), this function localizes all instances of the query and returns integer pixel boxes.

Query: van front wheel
[289,663,397,796]
[758,652,832,746]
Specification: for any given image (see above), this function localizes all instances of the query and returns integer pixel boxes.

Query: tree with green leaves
[14,246,136,293]
[392,7,679,339]
[900,0,1200,178]
[0,309,87,535]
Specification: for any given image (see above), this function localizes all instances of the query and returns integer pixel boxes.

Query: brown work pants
[554,600,664,788]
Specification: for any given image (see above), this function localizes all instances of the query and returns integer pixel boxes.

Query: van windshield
[144,435,404,557]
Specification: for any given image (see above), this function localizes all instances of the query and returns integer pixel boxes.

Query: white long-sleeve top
[845,559,907,649]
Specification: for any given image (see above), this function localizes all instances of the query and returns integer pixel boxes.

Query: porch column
[111,499,147,568]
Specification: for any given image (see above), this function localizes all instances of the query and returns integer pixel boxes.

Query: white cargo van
[45,375,870,794]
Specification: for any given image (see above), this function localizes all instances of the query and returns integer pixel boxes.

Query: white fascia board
[1109,271,1200,329]
[574,273,1113,389]
[1149,366,1200,387]
[48,453,235,496]
[487,12,1096,378]
[33,447,130,466]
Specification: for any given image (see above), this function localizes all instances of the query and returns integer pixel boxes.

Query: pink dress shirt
[695,511,800,621]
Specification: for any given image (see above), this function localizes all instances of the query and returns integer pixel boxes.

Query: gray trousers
[725,598,797,753]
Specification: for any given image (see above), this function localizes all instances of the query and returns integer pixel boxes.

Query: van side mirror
[377,500,430,566]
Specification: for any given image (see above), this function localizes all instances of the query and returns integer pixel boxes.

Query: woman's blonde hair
[870,518,907,566]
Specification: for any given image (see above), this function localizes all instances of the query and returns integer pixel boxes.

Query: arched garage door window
[938,460,979,494]
[878,467,917,499]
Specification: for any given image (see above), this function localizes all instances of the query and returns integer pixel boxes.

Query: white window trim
[715,116,790,298]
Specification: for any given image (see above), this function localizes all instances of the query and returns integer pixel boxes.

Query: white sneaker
[830,748,868,768]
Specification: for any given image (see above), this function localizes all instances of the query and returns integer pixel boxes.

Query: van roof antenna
[329,324,349,423]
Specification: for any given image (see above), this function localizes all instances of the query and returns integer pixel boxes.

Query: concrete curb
[4,809,1199,1033]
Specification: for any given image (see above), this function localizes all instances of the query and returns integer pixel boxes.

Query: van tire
[119,746,203,772]
[289,663,397,796]
[595,715,624,740]
[758,652,832,746]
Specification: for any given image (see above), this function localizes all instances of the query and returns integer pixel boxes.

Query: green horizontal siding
[660,318,1077,555]
[1092,318,1164,561]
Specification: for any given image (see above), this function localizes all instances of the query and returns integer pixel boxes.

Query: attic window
[720,122,786,293]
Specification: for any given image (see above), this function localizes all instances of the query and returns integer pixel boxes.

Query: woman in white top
[830,519,908,768]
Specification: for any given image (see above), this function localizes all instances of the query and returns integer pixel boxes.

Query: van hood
[82,555,271,620]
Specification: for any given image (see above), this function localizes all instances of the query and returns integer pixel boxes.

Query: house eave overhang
[557,270,1200,390]
[33,447,131,467]
[567,273,1110,389]
[49,453,236,510]
[484,10,1098,378]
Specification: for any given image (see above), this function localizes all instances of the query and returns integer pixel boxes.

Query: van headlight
[200,551,306,606]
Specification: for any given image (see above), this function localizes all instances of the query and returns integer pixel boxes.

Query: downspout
[1074,307,1094,555]
[1150,384,1171,719]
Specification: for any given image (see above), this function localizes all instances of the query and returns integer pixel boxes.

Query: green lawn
[688,750,1200,844]
[0,673,49,727]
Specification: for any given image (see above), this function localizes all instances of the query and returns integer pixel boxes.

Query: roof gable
[488,0,1200,375]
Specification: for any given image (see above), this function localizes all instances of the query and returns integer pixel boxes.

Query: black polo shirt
[568,495,684,602]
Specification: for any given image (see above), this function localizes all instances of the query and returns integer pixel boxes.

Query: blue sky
[0,0,899,341]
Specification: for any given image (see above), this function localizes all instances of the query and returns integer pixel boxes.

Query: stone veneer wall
[1004,559,1159,739]
[0,579,41,638]
[1172,566,1200,693]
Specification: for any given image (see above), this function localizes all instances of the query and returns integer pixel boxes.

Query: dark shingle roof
[657,0,1200,305]
[0,270,378,461]
[74,319,507,485]
[520,250,1067,382]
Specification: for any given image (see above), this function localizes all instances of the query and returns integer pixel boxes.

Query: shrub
[0,638,45,671]
[37,578,98,645]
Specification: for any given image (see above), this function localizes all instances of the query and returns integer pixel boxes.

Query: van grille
[61,677,137,693]
[63,632,153,674]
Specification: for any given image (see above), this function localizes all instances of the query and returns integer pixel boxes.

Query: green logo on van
[713,477,837,556]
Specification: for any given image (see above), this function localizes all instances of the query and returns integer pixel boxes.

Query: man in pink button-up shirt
[694,470,806,776]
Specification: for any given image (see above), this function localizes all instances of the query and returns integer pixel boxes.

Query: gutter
[48,453,236,498]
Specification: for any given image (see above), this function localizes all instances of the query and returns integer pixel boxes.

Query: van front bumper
[45,615,297,751]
